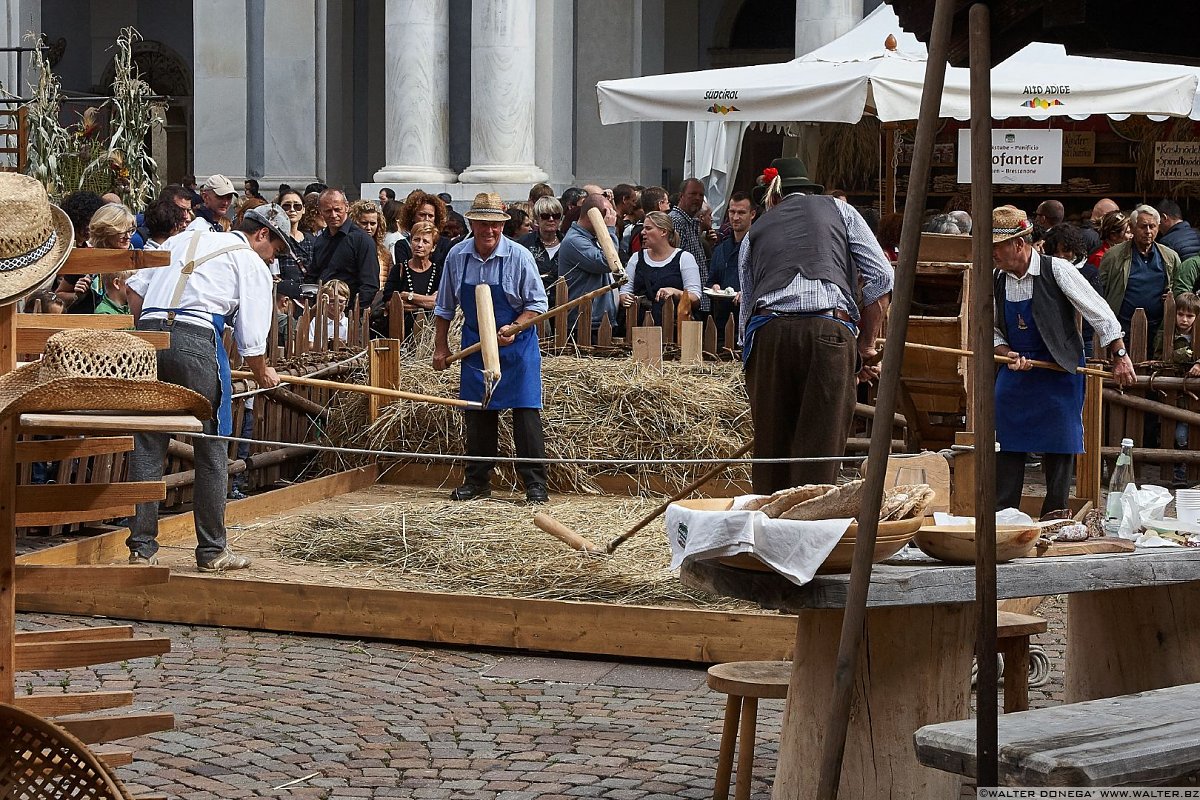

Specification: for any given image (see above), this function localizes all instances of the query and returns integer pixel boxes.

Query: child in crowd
[1155,292,1200,487]
[308,280,350,343]
[93,269,133,314]
[23,291,64,314]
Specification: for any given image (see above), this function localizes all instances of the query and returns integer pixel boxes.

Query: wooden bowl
[913,524,1039,565]
[676,495,925,574]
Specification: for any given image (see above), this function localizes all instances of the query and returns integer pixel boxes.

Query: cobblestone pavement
[18,596,1070,800]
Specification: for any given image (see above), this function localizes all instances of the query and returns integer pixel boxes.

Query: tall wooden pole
[0,303,17,703]
[968,3,999,789]
[813,0,956,796]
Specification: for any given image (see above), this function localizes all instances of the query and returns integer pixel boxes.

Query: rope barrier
[165,430,929,466]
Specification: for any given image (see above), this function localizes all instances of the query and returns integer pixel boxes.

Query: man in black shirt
[311,188,379,310]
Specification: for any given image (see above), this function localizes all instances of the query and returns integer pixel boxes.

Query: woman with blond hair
[87,202,137,249]
[618,210,701,325]
[381,220,442,338]
[350,199,393,285]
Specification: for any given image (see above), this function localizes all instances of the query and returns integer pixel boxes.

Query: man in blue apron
[432,192,551,503]
[125,204,292,570]
[739,158,894,493]
[992,206,1136,516]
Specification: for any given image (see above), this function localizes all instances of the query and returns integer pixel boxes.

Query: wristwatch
[1112,346,1127,358]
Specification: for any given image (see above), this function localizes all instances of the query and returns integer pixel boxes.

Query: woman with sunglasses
[518,195,564,295]
[275,190,315,283]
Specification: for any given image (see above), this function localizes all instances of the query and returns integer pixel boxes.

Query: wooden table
[681,548,1200,800]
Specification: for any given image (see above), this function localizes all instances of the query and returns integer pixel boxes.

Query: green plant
[23,33,74,197]
[108,27,162,208]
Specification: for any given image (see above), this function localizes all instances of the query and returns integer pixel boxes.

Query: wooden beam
[16,505,136,528]
[14,436,134,463]
[63,248,170,274]
[17,575,796,664]
[15,482,165,514]
[16,565,170,593]
[368,338,402,423]
[18,466,379,567]
[58,712,175,744]
[679,320,703,365]
[18,414,204,434]
[15,626,133,644]
[93,747,133,767]
[16,313,135,330]
[14,690,134,717]
[15,637,170,671]
[16,328,169,352]
[0,303,16,704]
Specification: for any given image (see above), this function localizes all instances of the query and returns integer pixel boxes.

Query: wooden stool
[996,610,1048,712]
[706,660,791,800]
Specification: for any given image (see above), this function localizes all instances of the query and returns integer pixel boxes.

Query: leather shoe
[525,484,549,504]
[450,484,491,501]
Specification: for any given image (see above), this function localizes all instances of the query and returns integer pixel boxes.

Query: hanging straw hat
[463,192,510,222]
[992,206,1034,243]
[0,329,211,421]
[0,173,75,306]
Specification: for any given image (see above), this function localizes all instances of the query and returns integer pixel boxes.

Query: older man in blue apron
[125,204,292,570]
[992,206,1136,516]
[432,193,550,503]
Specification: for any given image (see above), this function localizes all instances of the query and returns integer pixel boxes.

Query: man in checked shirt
[738,158,894,494]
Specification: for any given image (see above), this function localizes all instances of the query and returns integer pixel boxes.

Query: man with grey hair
[1099,203,1181,346]
[1156,198,1200,260]
[312,188,379,309]
[670,178,711,317]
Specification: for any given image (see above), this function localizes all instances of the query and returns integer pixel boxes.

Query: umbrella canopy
[871,41,1199,121]
[597,5,1198,126]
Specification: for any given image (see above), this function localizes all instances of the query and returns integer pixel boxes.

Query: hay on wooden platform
[264,494,750,609]
[325,315,752,494]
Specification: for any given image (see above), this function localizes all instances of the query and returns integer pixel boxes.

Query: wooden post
[631,327,662,372]
[951,431,977,516]
[702,316,717,357]
[724,316,737,354]
[554,279,568,351]
[1130,308,1148,364]
[625,302,639,343]
[812,0,956,796]
[0,303,16,702]
[367,339,402,423]
[967,5,999,789]
[661,298,675,345]
[680,320,703,365]
[1077,374,1103,507]
[596,313,613,348]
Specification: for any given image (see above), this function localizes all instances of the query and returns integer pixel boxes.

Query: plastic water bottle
[1105,438,1135,535]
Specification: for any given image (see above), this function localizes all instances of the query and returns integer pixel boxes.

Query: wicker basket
[0,702,134,799]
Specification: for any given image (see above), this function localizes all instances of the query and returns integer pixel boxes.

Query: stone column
[458,0,547,185]
[372,0,457,183]
[193,0,248,179]
[261,0,320,187]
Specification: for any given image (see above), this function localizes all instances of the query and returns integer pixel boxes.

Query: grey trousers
[126,319,229,563]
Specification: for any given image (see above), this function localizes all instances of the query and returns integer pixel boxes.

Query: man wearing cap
[125,203,294,572]
[186,174,238,233]
[992,206,1135,515]
[432,192,550,504]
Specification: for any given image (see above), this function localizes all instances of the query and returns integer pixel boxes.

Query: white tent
[597,6,1198,126]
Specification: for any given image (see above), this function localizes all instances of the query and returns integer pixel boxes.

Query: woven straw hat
[992,206,1033,244]
[0,173,74,306]
[463,192,510,222]
[0,330,211,422]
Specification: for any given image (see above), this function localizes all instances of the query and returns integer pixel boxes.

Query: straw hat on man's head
[464,192,510,223]
[0,329,211,421]
[992,206,1034,244]
[0,173,74,306]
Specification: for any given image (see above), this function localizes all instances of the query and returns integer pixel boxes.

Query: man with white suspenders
[125,204,293,571]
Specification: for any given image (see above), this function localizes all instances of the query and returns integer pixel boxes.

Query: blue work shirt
[559,222,619,333]
[1119,244,1167,331]
[434,234,548,320]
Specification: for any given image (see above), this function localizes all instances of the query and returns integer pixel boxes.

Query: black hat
[770,158,823,194]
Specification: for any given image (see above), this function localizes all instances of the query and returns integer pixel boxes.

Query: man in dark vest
[992,206,1135,516]
[739,158,894,493]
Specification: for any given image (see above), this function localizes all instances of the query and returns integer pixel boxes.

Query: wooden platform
[16,467,797,663]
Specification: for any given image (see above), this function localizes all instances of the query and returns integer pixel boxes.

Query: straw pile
[324,315,753,494]
[266,493,753,609]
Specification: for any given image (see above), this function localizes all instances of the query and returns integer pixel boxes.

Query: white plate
[703,288,737,298]
[1143,518,1200,535]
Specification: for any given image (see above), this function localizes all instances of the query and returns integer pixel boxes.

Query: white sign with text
[957,129,1063,184]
